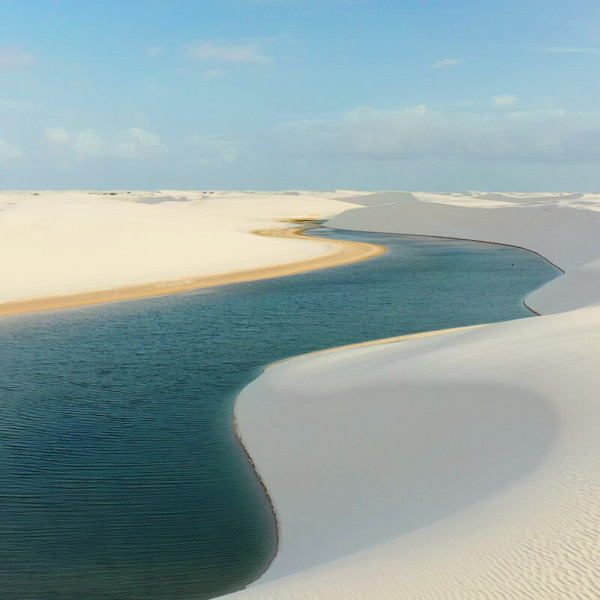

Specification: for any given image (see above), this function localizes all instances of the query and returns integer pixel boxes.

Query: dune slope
[228,192,600,599]
[0,190,367,314]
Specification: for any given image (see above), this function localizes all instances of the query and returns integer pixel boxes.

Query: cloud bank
[44,127,162,160]
[186,133,239,164]
[273,106,600,162]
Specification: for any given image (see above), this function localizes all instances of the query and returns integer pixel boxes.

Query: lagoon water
[0,228,558,600]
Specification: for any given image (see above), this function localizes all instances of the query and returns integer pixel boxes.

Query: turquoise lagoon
[0,228,559,599]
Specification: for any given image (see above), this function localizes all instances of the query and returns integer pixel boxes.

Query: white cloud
[273,106,600,162]
[185,40,270,64]
[187,134,239,164]
[0,47,34,73]
[113,128,161,159]
[45,127,69,144]
[72,129,104,158]
[431,58,463,69]
[45,127,162,160]
[0,140,23,162]
[493,95,517,108]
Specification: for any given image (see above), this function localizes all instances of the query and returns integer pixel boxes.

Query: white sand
[0,190,359,308]
[329,191,600,314]
[6,189,600,597]
[228,192,600,599]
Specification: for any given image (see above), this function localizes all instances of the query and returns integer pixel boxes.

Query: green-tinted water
[0,228,558,599]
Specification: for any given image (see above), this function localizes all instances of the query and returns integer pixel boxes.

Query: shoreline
[230,231,564,591]
[0,224,385,318]
[327,226,564,314]
[227,194,600,598]
[231,324,480,588]
[269,323,483,366]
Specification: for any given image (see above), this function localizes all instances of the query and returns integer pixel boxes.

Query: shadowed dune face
[240,380,557,581]
[230,305,600,599]
[326,195,600,315]
[226,193,600,599]
[336,191,420,206]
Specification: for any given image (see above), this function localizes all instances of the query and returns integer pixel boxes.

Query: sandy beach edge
[0,223,385,317]
[269,323,483,367]
[230,323,481,587]
[229,229,563,590]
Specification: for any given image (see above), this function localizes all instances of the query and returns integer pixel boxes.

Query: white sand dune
[0,190,360,311]
[5,189,600,597]
[228,192,600,599]
[330,192,600,314]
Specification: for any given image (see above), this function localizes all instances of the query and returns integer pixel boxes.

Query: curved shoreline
[0,224,385,317]
[231,229,563,592]
[231,324,480,588]
[327,226,565,313]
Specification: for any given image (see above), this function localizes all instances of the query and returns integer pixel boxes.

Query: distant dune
[0,190,375,315]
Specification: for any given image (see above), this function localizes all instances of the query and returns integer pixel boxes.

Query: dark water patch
[0,228,559,599]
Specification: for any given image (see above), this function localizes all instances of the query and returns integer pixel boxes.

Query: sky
[1,0,600,191]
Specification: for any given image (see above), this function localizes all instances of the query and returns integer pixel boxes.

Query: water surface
[0,228,559,599]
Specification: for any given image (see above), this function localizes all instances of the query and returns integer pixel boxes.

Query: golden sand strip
[300,324,482,355]
[0,225,385,317]
[269,324,483,368]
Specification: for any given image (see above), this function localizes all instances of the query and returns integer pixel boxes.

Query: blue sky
[1,0,599,190]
